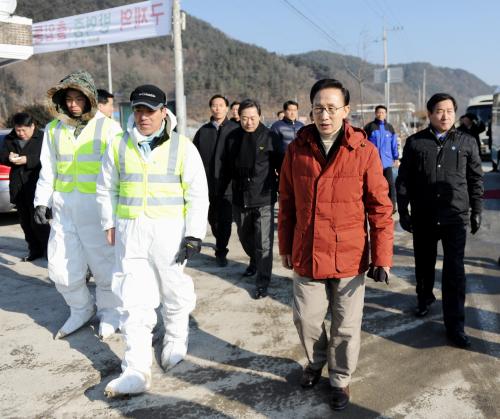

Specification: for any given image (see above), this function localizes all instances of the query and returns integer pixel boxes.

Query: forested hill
[2,0,492,124]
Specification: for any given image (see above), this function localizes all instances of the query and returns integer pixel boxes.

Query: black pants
[207,195,233,257]
[412,222,467,333]
[233,204,274,289]
[383,167,396,210]
[16,192,50,256]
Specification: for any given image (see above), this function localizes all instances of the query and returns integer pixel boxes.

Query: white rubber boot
[161,337,188,370]
[55,306,96,339]
[104,369,151,398]
[98,321,116,340]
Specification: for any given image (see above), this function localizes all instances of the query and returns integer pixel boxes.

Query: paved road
[0,171,499,418]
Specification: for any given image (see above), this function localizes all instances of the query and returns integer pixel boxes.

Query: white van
[465,95,493,155]
[490,89,500,170]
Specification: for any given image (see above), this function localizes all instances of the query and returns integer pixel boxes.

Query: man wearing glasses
[278,79,393,410]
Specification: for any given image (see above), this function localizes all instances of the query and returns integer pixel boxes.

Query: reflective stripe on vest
[51,118,107,194]
[115,131,187,219]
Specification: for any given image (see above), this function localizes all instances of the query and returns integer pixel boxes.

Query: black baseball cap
[130,84,166,110]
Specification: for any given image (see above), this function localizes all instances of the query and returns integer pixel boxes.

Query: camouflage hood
[46,70,98,126]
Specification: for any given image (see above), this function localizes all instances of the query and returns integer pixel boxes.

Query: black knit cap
[130,84,166,110]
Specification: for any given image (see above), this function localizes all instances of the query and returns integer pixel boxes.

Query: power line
[281,0,363,83]
[380,0,404,28]
[361,0,384,20]
[362,0,416,65]
[295,0,349,53]
[281,0,346,52]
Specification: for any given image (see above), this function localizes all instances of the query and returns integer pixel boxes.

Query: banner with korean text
[32,0,171,54]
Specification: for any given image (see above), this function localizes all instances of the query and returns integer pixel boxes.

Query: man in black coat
[0,112,50,261]
[193,94,238,267]
[219,99,281,299]
[396,93,483,348]
[457,112,484,153]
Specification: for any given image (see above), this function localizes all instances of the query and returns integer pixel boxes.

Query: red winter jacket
[278,122,393,280]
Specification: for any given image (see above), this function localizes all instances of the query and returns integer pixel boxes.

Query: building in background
[0,1,32,67]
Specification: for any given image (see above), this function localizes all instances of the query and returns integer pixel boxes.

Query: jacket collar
[296,120,366,150]
[209,116,229,128]
[427,124,456,141]
[6,128,43,142]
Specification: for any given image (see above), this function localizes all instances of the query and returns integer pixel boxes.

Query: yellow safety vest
[48,117,110,194]
[113,131,187,219]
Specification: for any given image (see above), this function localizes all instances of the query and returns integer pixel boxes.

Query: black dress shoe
[414,296,436,317]
[330,385,350,410]
[446,330,471,348]
[414,304,429,317]
[253,287,268,299]
[216,255,228,267]
[22,252,43,262]
[243,265,256,277]
[300,366,322,389]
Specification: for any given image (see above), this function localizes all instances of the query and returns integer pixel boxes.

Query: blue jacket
[364,119,398,169]
[271,117,305,155]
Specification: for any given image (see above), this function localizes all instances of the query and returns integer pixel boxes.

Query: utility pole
[358,30,368,126]
[382,24,402,117]
[106,43,112,93]
[172,0,187,136]
[422,68,427,111]
[383,26,389,112]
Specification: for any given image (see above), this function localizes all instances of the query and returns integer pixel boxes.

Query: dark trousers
[383,167,396,210]
[233,204,274,289]
[16,193,50,256]
[207,195,233,257]
[412,222,467,333]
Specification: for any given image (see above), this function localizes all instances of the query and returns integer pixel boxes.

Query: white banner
[32,0,172,54]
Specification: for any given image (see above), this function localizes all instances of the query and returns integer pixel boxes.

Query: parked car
[0,129,15,213]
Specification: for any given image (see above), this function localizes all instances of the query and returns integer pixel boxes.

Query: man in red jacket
[278,79,393,411]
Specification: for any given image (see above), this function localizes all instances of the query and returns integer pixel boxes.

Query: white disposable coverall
[96,111,208,376]
[35,113,123,329]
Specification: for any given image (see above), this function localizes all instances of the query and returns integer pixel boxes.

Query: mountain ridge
[1,1,493,123]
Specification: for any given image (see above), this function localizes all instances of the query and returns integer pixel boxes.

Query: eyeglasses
[312,105,345,116]
[434,109,455,116]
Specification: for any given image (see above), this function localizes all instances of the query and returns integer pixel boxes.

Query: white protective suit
[35,110,123,338]
[96,111,208,391]
[96,109,123,133]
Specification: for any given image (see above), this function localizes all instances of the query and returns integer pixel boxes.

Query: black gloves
[34,205,52,225]
[398,211,480,234]
[367,265,389,284]
[175,236,202,264]
[399,212,413,233]
[470,213,481,234]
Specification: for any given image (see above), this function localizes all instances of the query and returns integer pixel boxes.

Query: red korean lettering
[150,2,165,25]
[134,6,148,27]
[120,8,133,30]
[56,21,67,40]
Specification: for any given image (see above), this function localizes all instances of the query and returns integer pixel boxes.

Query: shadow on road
[187,249,293,304]
[190,242,500,360]
[1,223,499,416]
[82,316,383,418]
